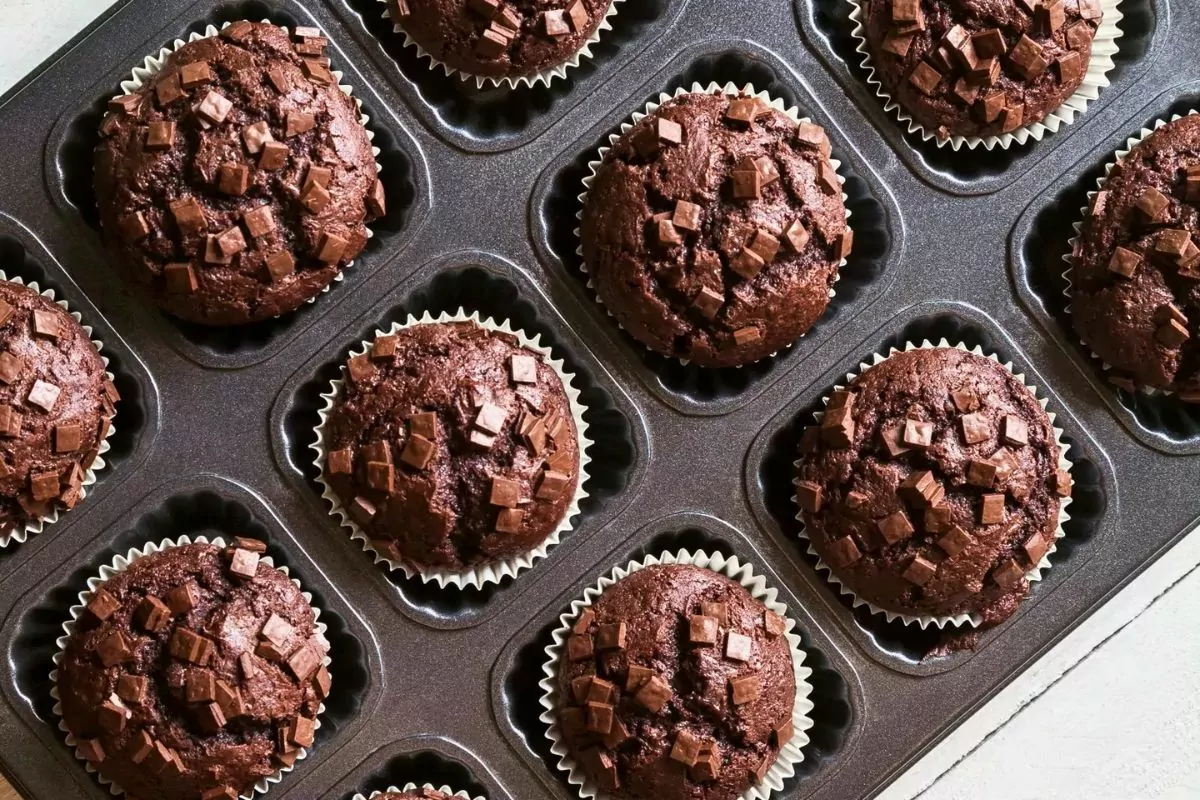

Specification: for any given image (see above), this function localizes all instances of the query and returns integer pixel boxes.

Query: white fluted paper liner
[577,81,853,368]
[0,271,117,548]
[538,549,815,800]
[1064,110,1200,397]
[794,340,1074,630]
[313,309,592,590]
[51,535,331,799]
[112,21,382,300]
[354,782,484,800]
[374,0,621,89]
[848,0,1123,151]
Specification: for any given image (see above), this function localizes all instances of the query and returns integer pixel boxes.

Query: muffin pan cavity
[272,254,644,628]
[493,515,860,798]
[531,42,897,415]
[1014,82,1200,454]
[796,0,1162,194]
[0,475,379,793]
[322,736,512,800]
[335,0,686,151]
[751,303,1113,672]
[49,0,425,369]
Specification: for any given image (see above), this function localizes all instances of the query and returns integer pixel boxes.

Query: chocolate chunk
[902,555,938,586]
[902,418,933,448]
[169,628,210,664]
[877,510,915,545]
[1053,468,1073,497]
[400,434,434,470]
[634,674,671,712]
[155,73,185,107]
[163,263,198,294]
[1023,531,1051,565]
[825,534,864,566]
[909,61,942,96]
[670,730,703,766]
[1035,0,1066,34]
[96,630,133,667]
[196,701,227,733]
[596,622,626,650]
[135,595,171,632]
[584,701,613,734]
[967,458,998,488]
[692,286,724,318]
[285,111,316,138]
[265,250,295,281]
[783,219,810,252]
[366,179,387,217]
[625,664,652,692]
[883,31,915,57]
[488,476,521,508]
[145,120,177,151]
[260,140,289,170]
[287,644,322,682]
[1009,35,1048,79]
[731,168,762,200]
[166,581,199,614]
[749,229,782,263]
[475,402,507,435]
[30,470,60,501]
[701,601,729,627]
[507,353,539,385]
[1056,51,1082,85]
[689,614,719,645]
[899,470,944,509]
[655,218,681,247]
[821,405,855,448]
[817,162,841,195]
[195,90,233,125]
[834,230,854,260]
[938,525,974,557]
[118,211,151,243]
[1107,246,1141,278]
[542,9,570,36]
[229,548,260,579]
[730,674,761,705]
[87,589,121,622]
[475,26,510,58]
[187,669,217,703]
[1136,187,1170,222]
[117,674,148,704]
[724,631,753,662]
[77,738,106,763]
[566,0,589,31]
[730,247,765,279]
[796,480,823,513]
[1157,319,1190,347]
[992,558,1025,589]
[733,326,762,346]
[567,633,593,662]
[0,351,20,385]
[761,609,786,639]
[960,412,991,444]
[242,204,275,238]
[980,493,1007,524]
[170,196,206,235]
[495,507,524,533]
[1001,415,1029,447]
[0,406,22,438]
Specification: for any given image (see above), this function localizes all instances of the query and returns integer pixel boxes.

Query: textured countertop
[1,1,1197,799]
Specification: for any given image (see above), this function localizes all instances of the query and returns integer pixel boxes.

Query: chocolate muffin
[860,0,1103,139]
[555,565,796,800]
[795,347,1071,625]
[94,22,384,326]
[0,281,117,537]
[368,789,455,800]
[321,321,582,574]
[580,91,852,368]
[385,0,610,82]
[1071,114,1200,395]
[56,541,330,800]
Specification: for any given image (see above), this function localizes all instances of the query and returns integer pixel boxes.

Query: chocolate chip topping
[94,22,382,325]
[862,0,1102,139]
[796,347,1065,625]
[580,92,850,368]
[557,565,795,800]
[323,322,581,572]
[386,0,609,80]
[57,543,328,800]
[373,790,456,800]
[1071,115,1200,394]
[0,282,114,532]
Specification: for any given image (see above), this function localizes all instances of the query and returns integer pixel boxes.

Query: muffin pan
[0,0,1195,798]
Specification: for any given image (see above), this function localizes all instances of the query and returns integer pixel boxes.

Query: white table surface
[4,2,1199,798]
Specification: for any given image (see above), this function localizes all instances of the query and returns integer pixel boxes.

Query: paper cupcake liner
[353,783,484,800]
[0,271,117,549]
[849,0,1123,151]
[50,534,331,799]
[577,81,853,368]
[538,548,815,800]
[1064,110,1200,398]
[794,340,1075,630]
[375,0,621,90]
[312,309,593,590]
[111,21,382,302]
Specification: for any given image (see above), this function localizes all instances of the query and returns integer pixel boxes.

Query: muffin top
[556,565,796,800]
[861,0,1102,139]
[322,321,581,573]
[795,347,1070,624]
[0,281,116,534]
[57,542,330,800]
[1071,114,1200,395]
[372,789,455,800]
[94,22,383,326]
[386,0,611,80]
[580,91,851,368]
